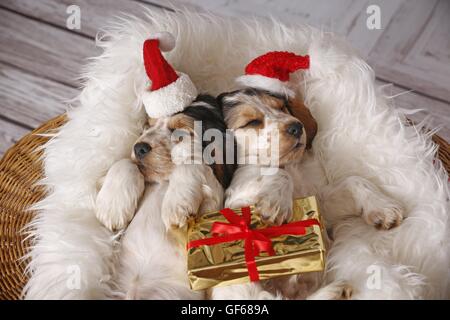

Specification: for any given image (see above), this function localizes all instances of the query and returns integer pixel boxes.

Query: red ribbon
[187,207,320,282]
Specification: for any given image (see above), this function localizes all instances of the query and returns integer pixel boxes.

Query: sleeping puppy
[96,95,233,299]
[212,87,404,300]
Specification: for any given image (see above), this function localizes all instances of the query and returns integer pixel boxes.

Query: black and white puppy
[96,95,233,299]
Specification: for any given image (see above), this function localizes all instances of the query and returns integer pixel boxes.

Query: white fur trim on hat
[236,74,294,97]
[142,72,198,118]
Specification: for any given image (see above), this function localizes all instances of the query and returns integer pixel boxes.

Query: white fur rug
[24,9,449,299]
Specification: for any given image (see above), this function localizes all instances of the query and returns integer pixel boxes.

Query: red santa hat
[142,32,197,118]
[236,51,310,97]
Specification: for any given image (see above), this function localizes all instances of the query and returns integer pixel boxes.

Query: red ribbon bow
[187,207,320,282]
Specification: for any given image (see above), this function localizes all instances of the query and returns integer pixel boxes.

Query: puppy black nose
[286,122,303,138]
[134,142,151,159]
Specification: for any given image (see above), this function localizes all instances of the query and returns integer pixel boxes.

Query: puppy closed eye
[170,127,193,142]
[241,119,262,128]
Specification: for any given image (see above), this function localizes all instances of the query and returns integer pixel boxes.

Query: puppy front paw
[95,159,145,231]
[255,196,293,225]
[161,199,197,229]
[363,198,404,230]
[96,197,134,232]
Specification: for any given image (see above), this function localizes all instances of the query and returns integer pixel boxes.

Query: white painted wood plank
[0,119,30,157]
[0,8,99,87]
[369,0,450,103]
[0,63,76,128]
[1,0,165,39]
[403,0,450,87]
[344,0,405,57]
[158,0,404,57]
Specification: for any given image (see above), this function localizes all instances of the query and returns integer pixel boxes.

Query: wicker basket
[0,114,449,299]
[0,115,66,299]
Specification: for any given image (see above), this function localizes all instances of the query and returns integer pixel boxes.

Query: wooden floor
[1,0,449,157]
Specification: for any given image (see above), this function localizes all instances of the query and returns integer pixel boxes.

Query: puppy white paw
[161,198,197,229]
[363,198,404,230]
[95,159,145,231]
[255,195,293,225]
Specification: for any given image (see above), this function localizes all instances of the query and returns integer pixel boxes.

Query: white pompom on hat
[142,32,198,118]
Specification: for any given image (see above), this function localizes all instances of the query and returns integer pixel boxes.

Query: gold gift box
[186,196,326,291]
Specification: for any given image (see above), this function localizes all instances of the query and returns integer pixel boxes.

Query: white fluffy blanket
[24,9,449,299]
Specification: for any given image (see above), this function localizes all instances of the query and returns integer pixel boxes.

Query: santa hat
[142,32,197,118]
[236,51,310,97]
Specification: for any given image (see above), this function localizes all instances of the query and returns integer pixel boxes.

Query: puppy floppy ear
[288,97,317,149]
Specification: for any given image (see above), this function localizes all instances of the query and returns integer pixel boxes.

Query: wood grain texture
[1,0,164,39]
[369,0,450,102]
[157,0,405,57]
[0,8,99,87]
[0,63,76,128]
[0,119,29,157]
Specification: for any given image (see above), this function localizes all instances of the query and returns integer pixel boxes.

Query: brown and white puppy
[212,88,404,300]
[96,95,233,299]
